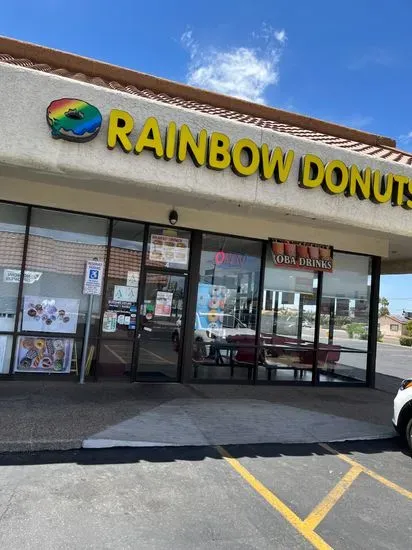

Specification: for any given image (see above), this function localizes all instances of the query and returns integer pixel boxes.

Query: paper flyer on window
[154,291,173,317]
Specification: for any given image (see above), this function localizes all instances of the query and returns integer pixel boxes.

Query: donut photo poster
[13,337,74,374]
[196,283,228,329]
[22,296,80,334]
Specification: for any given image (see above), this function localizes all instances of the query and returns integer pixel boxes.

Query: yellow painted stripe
[104,345,127,364]
[320,443,412,501]
[140,347,175,365]
[216,446,333,550]
[304,466,362,530]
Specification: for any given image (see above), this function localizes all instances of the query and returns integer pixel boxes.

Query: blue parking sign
[83,260,104,295]
[89,269,99,280]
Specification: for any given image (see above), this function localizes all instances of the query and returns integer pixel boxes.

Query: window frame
[0,199,378,387]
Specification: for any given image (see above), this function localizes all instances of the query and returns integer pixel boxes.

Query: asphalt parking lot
[0,439,411,549]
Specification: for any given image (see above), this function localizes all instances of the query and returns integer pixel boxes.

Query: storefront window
[0,204,28,374]
[146,225,191,270]
[98,220,144,376]
[15,209,109,376]
[0,204,28,330]
[319,252,371,383]
[192,234,262,380]
[259,246,317,382]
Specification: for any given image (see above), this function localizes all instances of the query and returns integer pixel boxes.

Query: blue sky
[1,0,411,313]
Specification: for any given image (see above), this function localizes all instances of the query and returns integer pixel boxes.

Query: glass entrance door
[135,271,186,381]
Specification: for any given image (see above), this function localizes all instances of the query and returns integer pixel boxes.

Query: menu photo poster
[154,291,173,317]
[22,296,80,334]
[149,234,189,265]
[14,337,74,374]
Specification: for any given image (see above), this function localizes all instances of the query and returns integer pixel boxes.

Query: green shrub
[406,321,412,337]
[399,336,412,347]
[346,323,364,339]
[360,331,368,340]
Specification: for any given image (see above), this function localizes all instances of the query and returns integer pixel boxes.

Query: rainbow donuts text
[46,98,102,142]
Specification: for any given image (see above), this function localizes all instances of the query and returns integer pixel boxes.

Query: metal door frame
[131,267,189,382]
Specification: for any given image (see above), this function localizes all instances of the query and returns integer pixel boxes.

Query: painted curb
[82,431,396,449]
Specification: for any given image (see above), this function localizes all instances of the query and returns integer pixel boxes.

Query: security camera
[168,210,178,225]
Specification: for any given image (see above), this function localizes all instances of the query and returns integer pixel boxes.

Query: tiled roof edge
[0,35,396,149]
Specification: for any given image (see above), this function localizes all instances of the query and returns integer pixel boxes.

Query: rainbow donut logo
[46,98,102,143]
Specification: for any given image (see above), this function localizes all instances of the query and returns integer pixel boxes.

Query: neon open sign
[215,251,247,267]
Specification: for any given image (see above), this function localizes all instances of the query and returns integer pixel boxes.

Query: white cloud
[180,26,286,105]
[348,49,394,70]
[398,131,412,144]
[274,29,287,44]
[186,48,279,104]
[180,30,198,60]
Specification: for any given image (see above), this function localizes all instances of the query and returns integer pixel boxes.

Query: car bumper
[393,390,403,427]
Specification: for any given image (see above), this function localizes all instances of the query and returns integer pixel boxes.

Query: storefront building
[0,37,411,386]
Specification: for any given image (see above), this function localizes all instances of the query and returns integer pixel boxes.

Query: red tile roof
[1,36,411,165]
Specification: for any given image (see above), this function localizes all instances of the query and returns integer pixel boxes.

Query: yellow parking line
[139,347,175,365]
[104,345,127,364]
[216,446,333,550]
[304,466,362,530]
[320,443,412,501]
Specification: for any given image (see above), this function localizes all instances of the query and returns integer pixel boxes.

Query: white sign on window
[3,269,42,284]
[113,285,138,302]
[83,261,104,295]
[126,271,140,287]
[102,311,117,333]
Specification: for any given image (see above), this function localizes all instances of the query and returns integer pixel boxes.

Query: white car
[172,312,255,352]
[393,378,412,450]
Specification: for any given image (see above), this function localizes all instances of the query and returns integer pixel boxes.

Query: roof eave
[0,35,396,149]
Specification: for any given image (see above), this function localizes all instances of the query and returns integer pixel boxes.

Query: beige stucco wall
[1,61,411,258]
[0,172,388,257]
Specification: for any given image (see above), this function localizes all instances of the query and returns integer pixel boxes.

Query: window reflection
[259,248,371,383]
[0,204,28,334]
[319,252,371,383]
[259,245,317,382]
[97,220,144,377]
[192,234,262,380]
[17,209,109,377]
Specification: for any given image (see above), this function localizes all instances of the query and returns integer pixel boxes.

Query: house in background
[379,314,410,338]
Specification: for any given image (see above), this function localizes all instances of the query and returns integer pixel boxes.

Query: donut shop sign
[46,99,412,209]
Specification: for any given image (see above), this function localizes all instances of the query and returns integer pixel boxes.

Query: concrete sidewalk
[0,381,396,452]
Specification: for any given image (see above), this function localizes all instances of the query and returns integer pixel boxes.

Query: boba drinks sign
[271,239,333,272]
